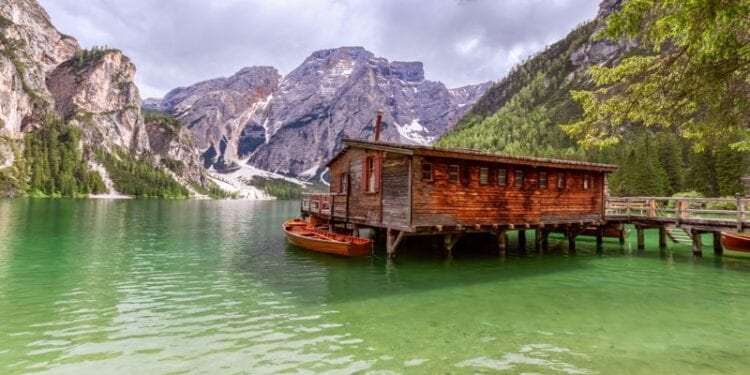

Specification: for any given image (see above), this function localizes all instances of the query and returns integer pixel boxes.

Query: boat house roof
[326,139,619,173]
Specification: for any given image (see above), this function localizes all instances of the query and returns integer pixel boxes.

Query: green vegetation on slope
[438,21,597,160]
[439,15,749,197]
[249,176,306,200]
[94,148,189,198]
[20,116,106,197]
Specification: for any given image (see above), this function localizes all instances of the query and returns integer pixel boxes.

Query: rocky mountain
[438,0,632,156]
[438,0,748,197]
[0,0,209,197]
[146,47,491,177]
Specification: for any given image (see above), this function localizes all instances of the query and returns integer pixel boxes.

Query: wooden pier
[605,196,748,256]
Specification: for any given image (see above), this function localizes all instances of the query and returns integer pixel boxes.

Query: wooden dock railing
[606,196,748,231]
[301,193,348,219]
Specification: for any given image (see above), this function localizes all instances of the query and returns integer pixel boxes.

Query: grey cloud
[39,0,600,98]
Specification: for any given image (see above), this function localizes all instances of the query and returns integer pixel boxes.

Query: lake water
[1,199,749,374]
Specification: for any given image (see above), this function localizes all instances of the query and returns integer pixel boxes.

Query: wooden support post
[352,224,360,238]
[658,226,667,248]
[534,229,542,252]
[618,224,626,244]
[636,225,645,250]
[713,232,723,255]
[518,230,527,253]
[541,230,549,253]
[386,229,404,259]
[497,230,506,255]
[567,227,576,254]
[595,226,604,245]
[691,229,702,256]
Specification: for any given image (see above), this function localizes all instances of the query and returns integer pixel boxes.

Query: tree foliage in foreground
[564,0,750,151]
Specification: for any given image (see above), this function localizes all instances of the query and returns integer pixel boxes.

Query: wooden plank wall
[411,156,604,226]
[381,153,410,228]
[328,148,382,223]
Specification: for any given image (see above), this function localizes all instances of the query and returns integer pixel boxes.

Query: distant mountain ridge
[145,46,491,177]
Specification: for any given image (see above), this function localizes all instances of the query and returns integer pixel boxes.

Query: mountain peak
[309,46,371,60]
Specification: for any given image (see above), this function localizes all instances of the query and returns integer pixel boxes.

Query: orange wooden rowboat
[282,219,372,256]
[720,232,750,253]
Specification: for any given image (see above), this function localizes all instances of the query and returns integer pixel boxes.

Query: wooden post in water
[567,227,576,254]
[352,223,360,238]
[518,230,527,254]
[712,232,723,255]
[534,229,542,252]
[595,226,604,254]
[636,225,645,250]
[619,226,626,244]
[541,230,549,253]
[386,229,404,259]
[497,230,507,255]
[691,229,702,256]
[658,226,667,248]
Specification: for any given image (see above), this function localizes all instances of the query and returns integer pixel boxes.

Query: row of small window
[421,163,590,190]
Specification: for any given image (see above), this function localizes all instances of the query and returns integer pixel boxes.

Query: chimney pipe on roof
[374,110,383,141]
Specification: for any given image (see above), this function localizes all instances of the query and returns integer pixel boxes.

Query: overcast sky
[38,0,601,99]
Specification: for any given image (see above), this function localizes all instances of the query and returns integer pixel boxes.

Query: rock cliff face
[46,50,149,152]
[0,0,207,195]
[148,47,491,177]
[0,0,78,137]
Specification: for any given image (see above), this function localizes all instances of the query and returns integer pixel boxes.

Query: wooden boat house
[301,114,618,257]
[302,137,618,257]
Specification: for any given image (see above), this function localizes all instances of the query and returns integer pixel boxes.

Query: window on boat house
[449,165,459,183]
[583,174,590,190]
[479,167,489,185]
[422,162,433,181]
[361,155,380,193]
[498,168,507,186]
[539,171,548,189]
[515,169,524,187]
[558,172,566,189]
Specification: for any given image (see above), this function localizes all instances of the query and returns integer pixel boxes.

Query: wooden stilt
[712,232,723,255]
[541,230,549,253]
[636,226,645,250]
[442,233,463,257]
[691,229,702,256]
[518,230,526,253]
[618,224,626,244]
[352,224,360,238]
[497,230,507,255]
[534,229,542,252]
[658,226,667,248]
[567,227,576,254]
[596,226,604,245]
[386,229,404,259]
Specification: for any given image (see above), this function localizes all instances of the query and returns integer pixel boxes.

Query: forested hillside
[438,2,749,197]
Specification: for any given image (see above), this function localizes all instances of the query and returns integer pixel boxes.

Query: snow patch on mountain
[397,119,435,145]
[206,161,309,199]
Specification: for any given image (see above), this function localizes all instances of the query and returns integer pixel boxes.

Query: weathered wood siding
[411,156,604,227]
[328,148,383,224]
[381,153,410,227]
[327,149,411,228]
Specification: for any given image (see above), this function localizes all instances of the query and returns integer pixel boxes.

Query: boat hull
[721,232,750,253]
[283,219,372,257]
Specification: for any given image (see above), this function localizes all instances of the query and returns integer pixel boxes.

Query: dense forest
[0,115,107,197]
[94,148,190,199]
[438,17,749,198]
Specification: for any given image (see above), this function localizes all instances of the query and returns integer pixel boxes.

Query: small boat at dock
[720,232,750,253]
[282,219,372,256]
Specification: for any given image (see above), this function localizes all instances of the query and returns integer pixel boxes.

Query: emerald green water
[1,199,749,374]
